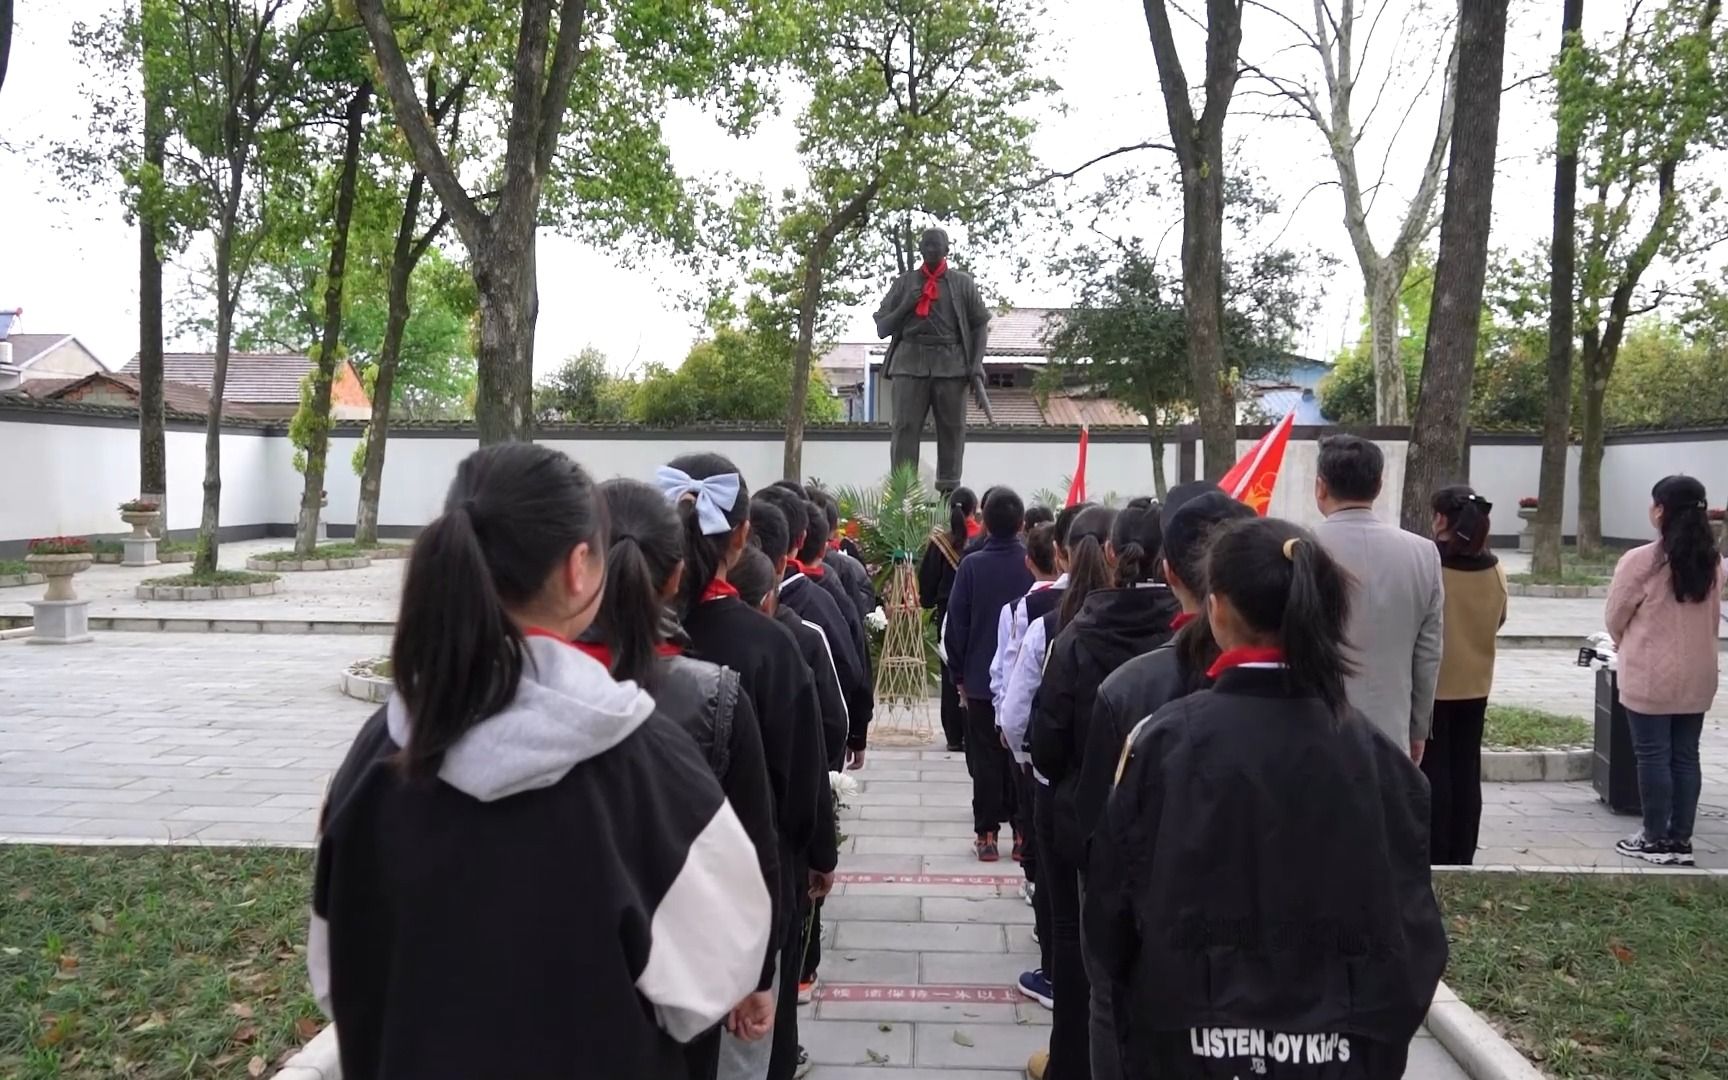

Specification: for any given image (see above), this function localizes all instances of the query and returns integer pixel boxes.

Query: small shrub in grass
[251,543,367,563]
[1484,706,1590,748]
[158,539,195,554]
[141,569,280,587]
[0,559,30,577]
[85,539,124,556]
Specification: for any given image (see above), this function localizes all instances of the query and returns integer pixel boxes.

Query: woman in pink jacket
[1605,475,1723,866]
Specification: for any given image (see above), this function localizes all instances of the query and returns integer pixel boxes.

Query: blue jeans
[1625,710,1705,843]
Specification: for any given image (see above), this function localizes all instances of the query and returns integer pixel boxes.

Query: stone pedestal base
[315,520,329,543]
[123,537,161,567]
[28,599,93,645]
[1518,528,1534,553]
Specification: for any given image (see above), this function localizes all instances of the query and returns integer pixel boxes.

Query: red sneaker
[975,832,1000,862]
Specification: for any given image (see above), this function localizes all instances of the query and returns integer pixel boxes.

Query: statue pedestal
[29,599,93,645]
[123,537,160,567]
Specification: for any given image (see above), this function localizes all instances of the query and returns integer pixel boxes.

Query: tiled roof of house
[17,378,81,398]
[985,307,1067,355]
[41,371,263,419]
[120,351,312,405]
[4,333,78,366]
[961,388,1143,427]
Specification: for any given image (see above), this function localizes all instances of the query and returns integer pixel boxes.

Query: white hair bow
[656,465,741,536]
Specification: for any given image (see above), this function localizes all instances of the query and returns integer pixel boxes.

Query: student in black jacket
[795,495,875,762]
[919,486,980,751]
[808,487,877,622]
[747,503,848,771]
[1087,518,1448,1079]
[312,444,771,1080]
[1031,498,1180,1080]
[662,453,834,1080]
[584,479,782,1078]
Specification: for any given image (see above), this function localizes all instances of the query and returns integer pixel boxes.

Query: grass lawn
[249,544,367,563]
[0,845,319,1079]
[140,570,280,587]
[1437,873,1728,1079]
[1484,705,1592,749]
[1510,546,1622,587]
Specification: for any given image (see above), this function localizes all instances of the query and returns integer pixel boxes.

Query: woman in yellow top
[1425,486,1508,865]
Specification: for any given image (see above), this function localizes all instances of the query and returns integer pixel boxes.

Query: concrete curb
[246,556,372,572]
[0,573,46,588]
[1426,982,1545,1080]
[1480,747,1591,782]
[273,1025,340,1079]
[135,580,282,601]
[1506,583,1608,599]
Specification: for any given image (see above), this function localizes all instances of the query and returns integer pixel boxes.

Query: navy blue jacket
[945,534,1034,695]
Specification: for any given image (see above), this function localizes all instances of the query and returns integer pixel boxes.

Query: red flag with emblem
[1219,411,1296,516]
[1065,425,1089,507]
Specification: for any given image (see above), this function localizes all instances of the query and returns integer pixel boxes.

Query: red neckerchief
[701,578,739,603]
[1205,646,1285,680]
[1171,611,1197,632]
[915,259,947,317]
[964,518,982,539]
[828,537,843,552]
[572,640,682,667]
[795,558,826,580]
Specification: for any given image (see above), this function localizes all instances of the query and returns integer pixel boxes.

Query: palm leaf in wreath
[835,464,944,569]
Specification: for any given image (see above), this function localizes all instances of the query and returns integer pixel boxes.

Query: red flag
[1065,425,1089,507]
[1220,411,1296,516]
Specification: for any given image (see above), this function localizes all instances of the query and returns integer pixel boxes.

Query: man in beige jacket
[1312,435,1444,764]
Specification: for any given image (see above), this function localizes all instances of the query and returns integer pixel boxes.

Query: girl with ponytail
[1425,486,1509,866]
[1605,475,1724,865]
[921,485,981,752]
[585,479,782,1067]
[1029,497,1180,1080]
[312,444,772,1080]
[1087,516,1447,1080]
[666,452,834,1080]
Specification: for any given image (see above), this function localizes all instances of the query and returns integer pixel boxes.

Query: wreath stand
[869,555,937,746]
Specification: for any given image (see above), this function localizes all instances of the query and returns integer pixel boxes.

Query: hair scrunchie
[656,465,741,536]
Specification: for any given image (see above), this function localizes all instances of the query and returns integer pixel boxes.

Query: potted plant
[118,498,162,538]
[25,537,94,601]
[1517,497,1539,553]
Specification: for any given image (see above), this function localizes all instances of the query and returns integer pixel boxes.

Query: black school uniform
[805,559,876,750]
[684,587,829,1080]
[774,606,850,773]
[1086,660,1448,1079]
[779,569,869,748]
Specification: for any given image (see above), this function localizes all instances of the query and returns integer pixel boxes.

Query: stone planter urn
[316,493,329,543]
[24,552,94,645]
[119,507,162,567]
[1517,505,1538,553]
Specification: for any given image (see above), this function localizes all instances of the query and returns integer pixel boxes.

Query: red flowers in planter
[1709,508,1725,522]
[28,536,92,555]
[119,499,160,512]
[1519,497,1539,509]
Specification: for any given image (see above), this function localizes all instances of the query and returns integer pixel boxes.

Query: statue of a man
[873,228,992,491]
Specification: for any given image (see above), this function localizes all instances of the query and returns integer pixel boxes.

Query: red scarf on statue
[915,259,948,318]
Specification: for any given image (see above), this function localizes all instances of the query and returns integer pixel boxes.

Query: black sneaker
[1615,831,1676,865]
[1668,840,1696,867]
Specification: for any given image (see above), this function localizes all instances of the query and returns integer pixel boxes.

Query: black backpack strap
[709,666,739,780]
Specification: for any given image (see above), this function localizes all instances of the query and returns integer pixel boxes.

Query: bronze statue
[874,228,993,492]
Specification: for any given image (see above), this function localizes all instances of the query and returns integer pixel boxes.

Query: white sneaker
[1020,878,1035,907]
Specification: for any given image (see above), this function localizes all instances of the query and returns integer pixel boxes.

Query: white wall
[4,410,1724,546]
[0,417,278,540]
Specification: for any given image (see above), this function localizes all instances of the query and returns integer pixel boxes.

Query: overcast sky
[0,1,1655,379]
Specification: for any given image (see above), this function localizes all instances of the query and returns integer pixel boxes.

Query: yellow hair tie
[1283,537,1300,561]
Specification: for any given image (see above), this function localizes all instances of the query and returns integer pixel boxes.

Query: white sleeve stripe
[307,912,333,1018]
[802,618,850,724]
[636,801,773,1042]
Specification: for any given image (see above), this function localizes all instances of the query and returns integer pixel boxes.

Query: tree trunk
[1576,334,1608,558]
[1400,0,1509,533]
[355,173,430,548]
[1365,264,1408,426]
[0,0,13,96]
[1149,432,1169,499]
[298,87,372,537]
[296,81,371,555]
[196,232,234,577]
[1183,153,1235,480]
[1533,0,1586,579]
[139,69,168,537]
[472,224,537,445]
[784,177,881,480]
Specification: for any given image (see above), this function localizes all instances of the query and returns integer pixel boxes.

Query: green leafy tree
[1321,254,1434,423]
[635,327,844,427]
[1040,174,1320,495]
[723,0,1054,477]
[535,347,637,423]
[1563,0,1728,556]
[354,0,794,445]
